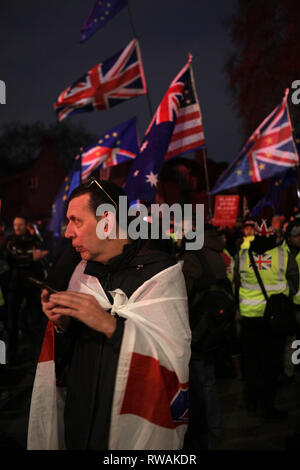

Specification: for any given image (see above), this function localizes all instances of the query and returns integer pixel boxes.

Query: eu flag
[81,0,128,43]
[48,156,81,237]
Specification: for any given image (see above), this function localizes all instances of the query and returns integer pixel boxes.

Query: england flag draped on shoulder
[211,88,299,194]
[81,117,139,182]
[27,262,191,450]
[54,38,147,121]
[124,54,205,204]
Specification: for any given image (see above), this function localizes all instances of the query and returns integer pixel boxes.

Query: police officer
[235,218,299,420]
[3,215,48,364]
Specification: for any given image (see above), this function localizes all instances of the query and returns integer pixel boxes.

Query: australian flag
[211,89,299,194]
[54,39,147,121]
[81,0,128,44]
[48,156,81,237]
[81,117,139,181]
[124,55,193,204]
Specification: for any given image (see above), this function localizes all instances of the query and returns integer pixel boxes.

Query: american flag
[54,39,147,121]
[165,64,205,160]
[81,117,139,182]
[211,88,299,194]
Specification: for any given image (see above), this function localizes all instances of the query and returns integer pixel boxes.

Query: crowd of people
[0,180,300,450]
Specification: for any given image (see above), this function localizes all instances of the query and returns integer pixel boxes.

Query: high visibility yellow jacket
[238,245,289,318]
[283,240,300,306]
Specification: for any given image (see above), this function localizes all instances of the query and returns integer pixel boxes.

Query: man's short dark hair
[68,178,130,229]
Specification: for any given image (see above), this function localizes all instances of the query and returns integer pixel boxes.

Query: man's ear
[96,211,116,239]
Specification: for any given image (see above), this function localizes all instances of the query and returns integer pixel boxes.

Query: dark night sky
[0,0,242,164]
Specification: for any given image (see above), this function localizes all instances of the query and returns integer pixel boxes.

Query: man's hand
[41,289,70,332]
[33,247,49,261]
[48,291,117,338]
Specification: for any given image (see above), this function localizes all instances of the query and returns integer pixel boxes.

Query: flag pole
[79,147,83,183]
[127,0,153,119]
[203,147,213,220]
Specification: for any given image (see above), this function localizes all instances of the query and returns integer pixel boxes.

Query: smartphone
[27,277,58,294]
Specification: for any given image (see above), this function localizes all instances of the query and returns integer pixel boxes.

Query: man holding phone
[32,178,191,450]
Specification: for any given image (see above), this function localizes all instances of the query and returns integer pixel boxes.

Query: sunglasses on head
[85,177,117,209]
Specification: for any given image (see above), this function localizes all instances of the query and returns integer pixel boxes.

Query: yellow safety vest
[282,240,300,305]
[239,245,289,318]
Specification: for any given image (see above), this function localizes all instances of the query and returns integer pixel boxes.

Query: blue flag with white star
[211,89,299,194]
[48,156,81,237]
[124,55,193,203]
[81,0,128,43]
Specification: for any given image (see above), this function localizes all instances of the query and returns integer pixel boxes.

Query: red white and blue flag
[81,117,139,181]
[27,262,191,450]
[125,54,204,203]
[211,88,299,194]
[54,39,147,121]
[165,64,205,160]
[249,253,273,271]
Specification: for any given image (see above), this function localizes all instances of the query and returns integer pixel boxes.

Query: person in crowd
[180,223,238,449]
[272,214,285,245]
[218,228,242,380]
[29,178,191,450]
[235,218,299,421]
[0,219,9,332]
[0,219,7,249]
[2,215,49,364]
[237,219,256,250]
[218,229,235,284]
[281,218,300,383]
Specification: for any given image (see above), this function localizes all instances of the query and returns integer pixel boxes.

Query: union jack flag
[249,253,272,271]
[54,39,147,121]
[81,117,139,182]
[211,89,299,194]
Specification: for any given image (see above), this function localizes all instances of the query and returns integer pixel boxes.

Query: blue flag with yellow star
[48,156,81,237]
[124,55,193,204]
[211,89,299,194]
[81,0,128,43]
